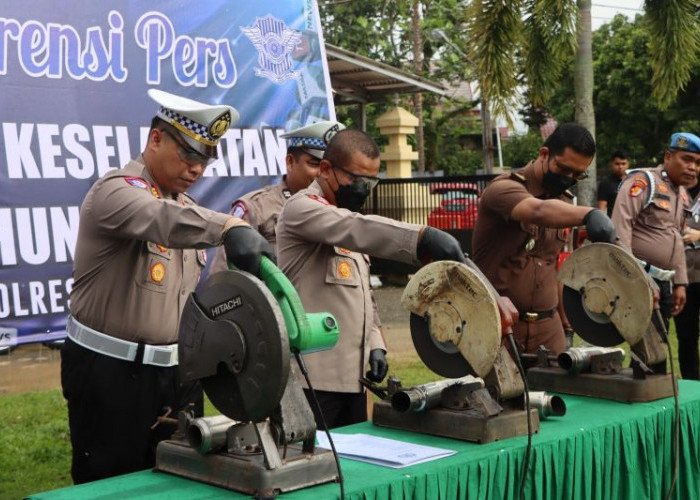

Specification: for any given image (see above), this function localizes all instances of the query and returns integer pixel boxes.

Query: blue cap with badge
[669,132,700,153]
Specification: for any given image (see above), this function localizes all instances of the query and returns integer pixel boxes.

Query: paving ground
[0,284,413,395]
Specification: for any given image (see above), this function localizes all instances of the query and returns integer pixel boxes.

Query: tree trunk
[411,0,425,174]
[574,0,596,207]
[481,94,494,174]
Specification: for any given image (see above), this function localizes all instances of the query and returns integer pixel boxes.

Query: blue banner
[0,0,334,345]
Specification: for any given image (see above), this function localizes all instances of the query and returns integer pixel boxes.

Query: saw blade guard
[558,242,653,347]
[401,261,501,378]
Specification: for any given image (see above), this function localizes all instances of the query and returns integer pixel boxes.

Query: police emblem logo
[323,124,341,145]
[337,261,352,279]
[150,262,166,283]
[125,176,149,189]
[231,202,248,219]
[241,15,302,84]
[629,179,647,197]
[209,111,231,139]
[677,137,689,149]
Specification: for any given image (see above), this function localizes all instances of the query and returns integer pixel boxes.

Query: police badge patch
[241,16,302,84]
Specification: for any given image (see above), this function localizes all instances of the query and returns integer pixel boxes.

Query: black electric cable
[293,350,345,500]
[652,310,679,500]
[505,334,533,500]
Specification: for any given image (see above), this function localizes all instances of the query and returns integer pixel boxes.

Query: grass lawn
[0,325,683,499]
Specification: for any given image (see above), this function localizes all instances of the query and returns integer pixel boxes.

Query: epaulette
[510,171,527,183]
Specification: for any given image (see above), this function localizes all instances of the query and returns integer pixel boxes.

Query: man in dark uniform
[276,129,517,429]
[472,123,617,355]
[597,149,630,216]
[209,120,344,272]
[61,89,273,484]
[612,132,700,323]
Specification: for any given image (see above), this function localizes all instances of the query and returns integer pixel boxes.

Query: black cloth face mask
[335,182,370,211]
[542,170,578,198]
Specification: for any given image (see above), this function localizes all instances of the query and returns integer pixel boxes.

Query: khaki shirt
[472,162,571,354]
[70,157,232,345]
[209,179,291,274]
[612,166,689,285]
[276,181,422,393]
[684,188,700,283]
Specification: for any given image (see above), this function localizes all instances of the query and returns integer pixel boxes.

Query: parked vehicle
[427,182,481,230]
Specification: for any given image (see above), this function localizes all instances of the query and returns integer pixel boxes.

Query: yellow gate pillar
[376,107,418,179]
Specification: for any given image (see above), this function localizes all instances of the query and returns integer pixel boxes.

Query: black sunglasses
[331,162,380,190]
[162,129,212,166]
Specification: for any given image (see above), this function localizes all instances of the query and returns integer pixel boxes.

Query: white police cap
[280,120,346,159]
[148,89,239,159]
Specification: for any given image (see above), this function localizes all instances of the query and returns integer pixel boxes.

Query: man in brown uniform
[473,123,617,355]
[276,129,480,429]
[209,120,345,272]
[612,132,700,322]
[61,89,274,484]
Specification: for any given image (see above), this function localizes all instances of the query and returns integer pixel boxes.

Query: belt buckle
[524,312,538,323]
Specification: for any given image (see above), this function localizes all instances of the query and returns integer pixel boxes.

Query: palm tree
[461,0,700,206]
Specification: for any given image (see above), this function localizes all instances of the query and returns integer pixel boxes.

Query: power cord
[651,310,679,500]
[293,350,345,500]
[505,333,533,500]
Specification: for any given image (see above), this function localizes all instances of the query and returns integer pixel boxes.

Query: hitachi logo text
[210,296,242,318]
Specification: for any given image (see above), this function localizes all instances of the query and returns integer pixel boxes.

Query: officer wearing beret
[61,89,274,484]
[276,129,517,429]
[473,123,618,355]
[612,132,700,322]
[209,121,345,273]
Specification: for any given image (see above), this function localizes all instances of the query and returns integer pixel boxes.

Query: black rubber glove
[417,226,467,263]
[583,209,617,243]
[366,349,388,383]
[223,225,275,278]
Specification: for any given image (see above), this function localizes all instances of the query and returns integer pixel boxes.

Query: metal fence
[364,174,497,275]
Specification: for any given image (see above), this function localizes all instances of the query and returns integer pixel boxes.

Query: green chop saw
[527,242,676,402]
[154,257,340,496]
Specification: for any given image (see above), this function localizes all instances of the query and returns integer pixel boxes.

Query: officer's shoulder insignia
[629,178,648,197]
[150,185,161,199]
[282,189,292,199]
[510,171,527,183]
[658,183,669,194]
[562,189,574,199]
[231,201,248,219]
[657,199,671,210]
[124,176,149,189]
[307,194,330,205]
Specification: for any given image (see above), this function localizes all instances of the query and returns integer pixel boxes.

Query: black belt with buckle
[519,309,556,322]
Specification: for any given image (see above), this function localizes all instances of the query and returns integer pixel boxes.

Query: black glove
[223,225,275,277]
[366,349,388,383]
[583,209,617,243]
[417,226,467,263]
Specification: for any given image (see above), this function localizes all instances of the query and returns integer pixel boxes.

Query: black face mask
[335,182,370,211]
[542,170,578,198]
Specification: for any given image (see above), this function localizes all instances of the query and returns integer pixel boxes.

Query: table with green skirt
[31,380,700,499]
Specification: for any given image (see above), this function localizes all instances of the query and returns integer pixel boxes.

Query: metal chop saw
[527,242,676,402]
[154,257,341,496]
[368,261,550,444]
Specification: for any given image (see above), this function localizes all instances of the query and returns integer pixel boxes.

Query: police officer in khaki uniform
[276,129,484,429]
[209,121,345,272]
[473,123,617,356]
[61,89,274,484]
[675,175,700,379]
[612,132,700,322]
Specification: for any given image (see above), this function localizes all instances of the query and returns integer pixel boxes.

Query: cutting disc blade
[401,261,501,378]
[180,270,289,422]
[562,285,624,347]
[558,242,652,347]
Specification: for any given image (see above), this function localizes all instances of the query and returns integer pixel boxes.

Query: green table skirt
[32,380,700,499]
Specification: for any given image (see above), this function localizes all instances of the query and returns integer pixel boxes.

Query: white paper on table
[316,432,456,468]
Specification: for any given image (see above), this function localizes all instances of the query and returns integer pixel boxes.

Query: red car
[427,182,481,230]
